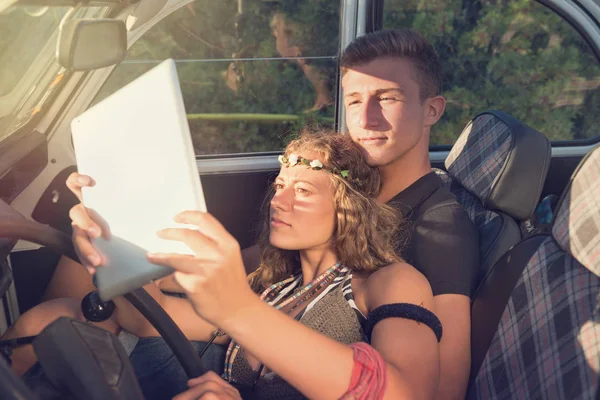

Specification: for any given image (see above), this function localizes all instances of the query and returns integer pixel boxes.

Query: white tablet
[71,59,206,301]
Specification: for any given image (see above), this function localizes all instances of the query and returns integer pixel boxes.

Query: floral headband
[278,153,351,180]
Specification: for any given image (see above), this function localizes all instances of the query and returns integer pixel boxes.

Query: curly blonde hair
[249,128,405,291]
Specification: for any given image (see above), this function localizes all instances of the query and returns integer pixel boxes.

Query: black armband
[366,303,443,342]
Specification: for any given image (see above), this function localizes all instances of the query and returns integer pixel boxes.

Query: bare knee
[43,256,95,302]
[2,298,83,340]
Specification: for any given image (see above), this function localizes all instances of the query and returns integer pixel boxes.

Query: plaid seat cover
[446,113,513,203]
[435,169,498,229]
[471,146,600,400]
[553,146,600,279]
[435,113,516,263]
[469,238,600,400]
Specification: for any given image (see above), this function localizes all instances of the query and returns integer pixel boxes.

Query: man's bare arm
[434,294,471,400]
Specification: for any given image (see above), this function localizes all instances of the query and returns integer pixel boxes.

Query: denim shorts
[23,335,227,400]
[129,336,227,400]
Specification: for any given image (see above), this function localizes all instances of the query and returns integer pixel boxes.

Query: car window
[0,7,65,97]
[0,6,108,144]
[93,0,340,156]
[384,0,600,146]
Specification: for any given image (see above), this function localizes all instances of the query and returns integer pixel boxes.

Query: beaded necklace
[223,262,344,383]
[266,262,343,313]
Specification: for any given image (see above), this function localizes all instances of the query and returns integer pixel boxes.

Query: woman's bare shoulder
[365,262,434,311]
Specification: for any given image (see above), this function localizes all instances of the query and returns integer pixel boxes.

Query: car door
[0,3,115,329]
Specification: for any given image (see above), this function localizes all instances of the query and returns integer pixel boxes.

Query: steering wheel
[0,199,207,398]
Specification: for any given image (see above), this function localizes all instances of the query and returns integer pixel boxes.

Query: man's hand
[66,172,106,273]
[172,371,241,400]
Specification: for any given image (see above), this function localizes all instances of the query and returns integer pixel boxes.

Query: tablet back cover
[71,59,205,300]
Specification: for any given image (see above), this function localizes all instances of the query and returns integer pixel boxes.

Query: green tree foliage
[96,0,339,155]
[384,0,600,144]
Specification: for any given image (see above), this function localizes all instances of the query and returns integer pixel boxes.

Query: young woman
[5,129,442,399]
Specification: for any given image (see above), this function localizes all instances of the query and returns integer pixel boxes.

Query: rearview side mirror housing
[58,19,127,71]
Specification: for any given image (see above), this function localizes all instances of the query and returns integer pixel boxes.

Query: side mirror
[57,19,126,71]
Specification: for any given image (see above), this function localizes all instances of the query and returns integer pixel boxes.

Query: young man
[340,29,479,399]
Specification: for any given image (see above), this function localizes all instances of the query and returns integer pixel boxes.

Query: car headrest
[552,145,600,278]
[445,110,551,221]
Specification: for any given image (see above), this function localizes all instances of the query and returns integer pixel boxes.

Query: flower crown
[278,153,352,181]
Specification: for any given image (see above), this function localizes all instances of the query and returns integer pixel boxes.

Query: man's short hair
[340,29,442,100]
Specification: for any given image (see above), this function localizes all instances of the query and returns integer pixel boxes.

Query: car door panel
[0,130,48,204]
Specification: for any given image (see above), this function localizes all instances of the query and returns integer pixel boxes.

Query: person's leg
[43,256,96,302]
[129,337,226,400]
[41,257,120,332]
[1,298,83,376]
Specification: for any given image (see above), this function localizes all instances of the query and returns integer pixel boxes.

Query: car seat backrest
[468,145,600,400]
[436,110,551,289]
[552,148,600,277]
[445,110,550,220]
